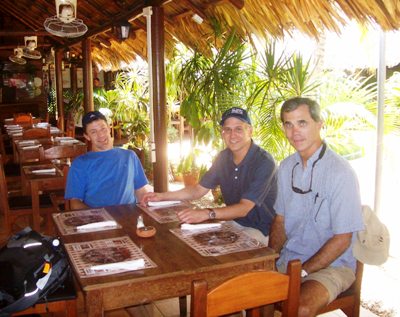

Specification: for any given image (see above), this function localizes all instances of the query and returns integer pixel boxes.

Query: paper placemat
[64,236,157,278]
[170,222,266,257]
[137,202,193,223]
[53,208,121,235]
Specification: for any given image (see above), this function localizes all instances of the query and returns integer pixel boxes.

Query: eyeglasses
[291,143,327,194]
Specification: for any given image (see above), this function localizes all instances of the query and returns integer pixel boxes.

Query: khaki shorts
[230,221,269,245]
[277,263,355,303]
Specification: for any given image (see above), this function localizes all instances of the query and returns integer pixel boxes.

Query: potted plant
[176,152,200,187]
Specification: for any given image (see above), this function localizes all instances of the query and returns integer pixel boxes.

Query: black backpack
[0,227,70,316]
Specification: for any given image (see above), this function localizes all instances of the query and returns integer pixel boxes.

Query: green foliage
[250,44,319,160]
[178,27,253,149]
[93,67,150,149]
[63,90,84,117]
[383,71,400,135]
[177,151,198,175]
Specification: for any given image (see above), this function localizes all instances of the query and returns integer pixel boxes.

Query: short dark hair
[82,111,107,132]
[280,97,322,123]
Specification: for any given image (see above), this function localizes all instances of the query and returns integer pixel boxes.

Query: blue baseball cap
[82,111,107,131]
[220,107,251,126]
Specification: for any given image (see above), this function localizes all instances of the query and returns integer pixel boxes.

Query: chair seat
[4,163,21,177]
[8,194,53,210]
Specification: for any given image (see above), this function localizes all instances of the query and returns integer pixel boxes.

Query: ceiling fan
[44,0,88,38]
[9,48,27,65]
[22,36,42,60]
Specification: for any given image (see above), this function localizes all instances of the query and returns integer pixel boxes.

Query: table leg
[179,296,187,317]
[86,290,104,317]
[31,181,40,231]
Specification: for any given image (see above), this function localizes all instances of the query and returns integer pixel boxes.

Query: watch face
[209,210,216,219]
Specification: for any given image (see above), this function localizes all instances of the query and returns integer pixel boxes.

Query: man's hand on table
[140,192,163,206]
[177,207,209,224]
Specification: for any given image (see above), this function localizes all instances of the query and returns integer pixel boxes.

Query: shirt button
[234,176,238,179]
[235,168,238,171]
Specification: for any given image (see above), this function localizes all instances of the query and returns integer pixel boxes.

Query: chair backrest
[191,259,301,317]
[65,118,75,138]
[14,113,33,125]
[0,133,9,164]
[317,260,364,317]
[39,144,87,162]
[22,127,51,139]
[0,155,11,232]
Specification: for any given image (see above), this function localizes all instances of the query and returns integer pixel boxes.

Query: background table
[56,204,278,317]
[22,163,65,231]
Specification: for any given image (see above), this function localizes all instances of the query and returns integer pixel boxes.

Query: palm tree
[249,43,319,160]
[178,27,253,149]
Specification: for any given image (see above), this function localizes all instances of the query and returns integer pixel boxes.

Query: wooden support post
[151,5,168,192]
[82,38,94,113]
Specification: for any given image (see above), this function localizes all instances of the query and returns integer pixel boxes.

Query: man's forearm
[69,198,89,210]
[268,215,286,253]
[161,184,209,201]
[302,233,352,273]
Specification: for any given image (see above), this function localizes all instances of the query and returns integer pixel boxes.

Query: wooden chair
[50,164,71,212]
[12,271,78,317]
[191,259,301,317]
[22,127,51,139]
[0,155,54,235]
[65,116,76,138]
[0,132,21,193]
[39,144,87,162]
[13,113,33,125]
[317,261,364,317]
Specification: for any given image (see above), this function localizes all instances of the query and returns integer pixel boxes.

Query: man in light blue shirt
[269,97,363,317]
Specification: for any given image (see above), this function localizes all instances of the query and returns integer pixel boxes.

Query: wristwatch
[301,269,308,278]
[207,208,216,220]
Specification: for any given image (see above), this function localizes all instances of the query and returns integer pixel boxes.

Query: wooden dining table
[14,137,86,163]
[55,205,278,317]
[21,162,65,231]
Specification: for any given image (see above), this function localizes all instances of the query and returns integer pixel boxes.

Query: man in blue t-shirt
[65,111,151,210]
[141,107,277,243]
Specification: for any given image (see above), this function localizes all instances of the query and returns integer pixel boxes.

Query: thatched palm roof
[1,0,400,71]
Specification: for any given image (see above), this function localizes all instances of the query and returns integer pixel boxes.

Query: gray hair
[280,97,322,123]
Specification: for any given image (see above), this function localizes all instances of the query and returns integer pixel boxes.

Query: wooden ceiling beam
[180,0,207,21]
[172,9,193,21]
[2,2,43,31]
[206,0,244,9]
[0,43,52,50]
[65,1,147,47]
[0,31,50,36]
[96,36,112,48]
[228,0,245,9]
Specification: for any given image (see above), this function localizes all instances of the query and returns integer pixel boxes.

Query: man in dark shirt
[141,107,277,243]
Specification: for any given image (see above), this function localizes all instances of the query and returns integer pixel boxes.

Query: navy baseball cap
[82,111,107,131]
[220,107,251,126]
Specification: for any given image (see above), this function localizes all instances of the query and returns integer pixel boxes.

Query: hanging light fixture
[118,20,131,40]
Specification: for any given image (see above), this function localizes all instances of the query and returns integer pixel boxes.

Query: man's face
[84,119,113,151]
[221,117,252,154]
[282,104,323,160]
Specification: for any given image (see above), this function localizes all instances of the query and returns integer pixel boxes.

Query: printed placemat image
[64,236,157,278]
[169,223,266,256]
[138,202,193,223]
[53,208,121,235]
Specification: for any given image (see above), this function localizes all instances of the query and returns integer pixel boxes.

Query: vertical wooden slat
[55,49,64,132]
